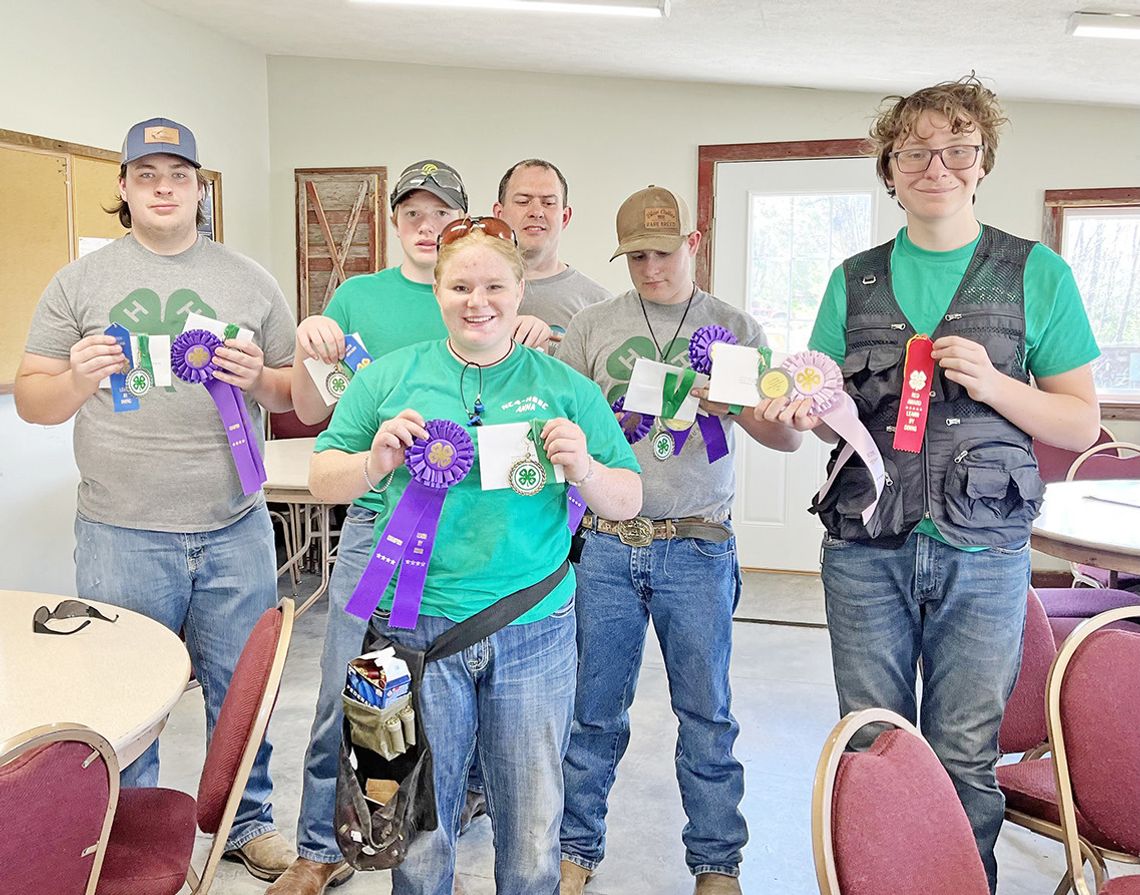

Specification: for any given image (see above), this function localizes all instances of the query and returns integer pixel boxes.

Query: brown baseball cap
[610,185,693,260]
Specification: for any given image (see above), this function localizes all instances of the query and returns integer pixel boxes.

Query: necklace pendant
[126,367,153,397]
[652,429,675,462]
[509,457,546,495]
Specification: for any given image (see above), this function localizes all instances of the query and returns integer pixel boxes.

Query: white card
[706,342,762,406]
[476,422,565,491]
[183,311,254,343]
[302,332,366,406]
[98,334,171,390]
[622,358,708,423]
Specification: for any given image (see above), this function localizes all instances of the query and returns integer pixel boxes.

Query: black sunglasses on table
[33,599,119,636]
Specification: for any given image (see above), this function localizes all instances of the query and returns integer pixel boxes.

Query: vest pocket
[844,343,904,419]
[814,455,903,541]
[942,439,1044,533]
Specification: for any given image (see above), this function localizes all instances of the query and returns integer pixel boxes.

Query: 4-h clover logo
[326,372,349,398]
[604,335,691,404]
[795,367,823,393]
[517,467,537,486]
[509,459,545,496]
[126,369,152,397]
[428,441,455,468]
[909,370,928,392]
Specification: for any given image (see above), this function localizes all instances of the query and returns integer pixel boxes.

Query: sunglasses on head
[399,168,465,194]
[33,599,119,636]
[436,216,519,251]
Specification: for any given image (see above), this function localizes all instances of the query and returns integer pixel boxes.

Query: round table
[0,590,191,765]
[1032,480,1140,581]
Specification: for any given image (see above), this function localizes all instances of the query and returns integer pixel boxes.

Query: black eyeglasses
[33,599,119,636]
[436,216,519,250]
[889,144,983,174]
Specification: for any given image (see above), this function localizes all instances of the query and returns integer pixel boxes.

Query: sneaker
[222,831,298,882]
[458,788,487,834]
[264,858,355,894]
[694,872,742,894]
[560,859,591,895]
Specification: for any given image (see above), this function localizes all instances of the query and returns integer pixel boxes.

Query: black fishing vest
[812,226,1045,548]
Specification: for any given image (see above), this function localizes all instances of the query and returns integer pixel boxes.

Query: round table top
[264,436,334,501]
[1032,479,1140,576]
[0,590,191,763]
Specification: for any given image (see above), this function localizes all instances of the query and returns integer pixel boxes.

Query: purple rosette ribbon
[170,329,266,496]
[687,326,734,463]
[612,395,654,445]
[345,420,475,628]
[688,325,737,375]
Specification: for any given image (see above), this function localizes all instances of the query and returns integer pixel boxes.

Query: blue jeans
[295,504,375,862]
[74,504,279,849]
[822,531,1030,894]
[560,529,748,877]
[375,598,577,895]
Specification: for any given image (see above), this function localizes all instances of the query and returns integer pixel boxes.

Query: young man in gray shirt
[494,158,611,336]
[557,186,801,895]
[15,118,297,882]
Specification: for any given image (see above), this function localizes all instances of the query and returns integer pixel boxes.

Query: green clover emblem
[518,467,537,487]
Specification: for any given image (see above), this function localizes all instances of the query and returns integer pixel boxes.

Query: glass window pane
[748,192,872,352]
[1061,206,1140,396]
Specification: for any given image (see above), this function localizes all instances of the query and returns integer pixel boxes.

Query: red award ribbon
[892,335,934,453]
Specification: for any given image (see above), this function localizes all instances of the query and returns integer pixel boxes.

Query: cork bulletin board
[0,128,222,391]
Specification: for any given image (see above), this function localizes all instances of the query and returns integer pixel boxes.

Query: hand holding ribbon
[170,329,267,496]
[211,338,266,392]
[296,314,347,365]
[72,333,126,391]
[369,410,431,479]
[931,335,1002,404]
[346,419,475,628]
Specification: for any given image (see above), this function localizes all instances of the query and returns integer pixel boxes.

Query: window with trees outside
[1044,188,1140,418]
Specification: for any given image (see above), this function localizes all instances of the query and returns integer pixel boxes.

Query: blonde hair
[434,228,526,284]
[870,73,1008,197]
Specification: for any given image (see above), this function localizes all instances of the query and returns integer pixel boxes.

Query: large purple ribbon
[612,395,654,445]
[567,485,587,531]
[687,326,734,463]
[171,329,266,496]
[345,420,474,628]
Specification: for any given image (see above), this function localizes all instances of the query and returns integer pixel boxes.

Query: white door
[712,157,905,571]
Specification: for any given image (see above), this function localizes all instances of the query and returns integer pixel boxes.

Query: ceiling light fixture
[350,0,669,16]
[1068,10,1140,39]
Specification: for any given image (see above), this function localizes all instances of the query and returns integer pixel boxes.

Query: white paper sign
[183,311,254,343]
[707,343,762,406]
[622,358,707,423]
[476,422,565,491]
[98,334,171,390]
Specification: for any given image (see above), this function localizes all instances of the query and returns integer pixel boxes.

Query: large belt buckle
[616,517,654,548]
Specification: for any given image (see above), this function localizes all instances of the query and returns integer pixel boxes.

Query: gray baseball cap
[121,117,200,168]
[390,160,468,211]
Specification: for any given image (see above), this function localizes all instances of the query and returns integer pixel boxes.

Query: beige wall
[0,0,272,593]
[266,55,1140,306]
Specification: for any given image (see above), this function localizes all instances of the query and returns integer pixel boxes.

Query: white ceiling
[147,0,1140,107]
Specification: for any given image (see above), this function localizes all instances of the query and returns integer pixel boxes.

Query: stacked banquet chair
[811,707,990,895]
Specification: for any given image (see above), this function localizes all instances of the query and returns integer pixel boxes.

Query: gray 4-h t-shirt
[558,287,767,522]
[25,234,296,532]
[520,266,611,332]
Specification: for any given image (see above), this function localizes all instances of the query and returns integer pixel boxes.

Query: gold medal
[759,369,793,400]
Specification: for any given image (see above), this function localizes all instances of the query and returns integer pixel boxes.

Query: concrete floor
[155,571,1137,894]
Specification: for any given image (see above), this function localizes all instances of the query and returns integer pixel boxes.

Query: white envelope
[476,422,565,491]
[98,333,172,390]
[622,357,708,423]
[183,311,254,344]
[706,342,762,406]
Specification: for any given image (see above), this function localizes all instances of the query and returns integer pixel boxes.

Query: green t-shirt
[324,266,446,359]
[809,225,1100,547]
[316,340,641,623]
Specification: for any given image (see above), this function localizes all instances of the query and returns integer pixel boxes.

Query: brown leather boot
[694,872,742,894]
[560,859,591,895]
[264,858,354,894]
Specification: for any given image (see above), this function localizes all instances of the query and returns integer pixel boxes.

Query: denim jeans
[295,504,375,862]
[821,531,1030,894]
[74,504,279,849]
[560,529,748,877]
[375,598,577,895]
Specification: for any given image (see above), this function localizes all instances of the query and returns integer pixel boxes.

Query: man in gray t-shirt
[557,187,802,895]
[493,158,610,334]
[15,117,298,882]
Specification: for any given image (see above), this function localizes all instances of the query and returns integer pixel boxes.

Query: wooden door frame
[695,138,871,292]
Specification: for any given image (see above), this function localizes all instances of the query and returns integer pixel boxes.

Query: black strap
[423,560,570,664]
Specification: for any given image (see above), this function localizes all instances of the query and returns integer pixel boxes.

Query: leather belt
[581,513,732,548]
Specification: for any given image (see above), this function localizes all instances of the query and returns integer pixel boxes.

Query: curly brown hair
[870,73,1008,197]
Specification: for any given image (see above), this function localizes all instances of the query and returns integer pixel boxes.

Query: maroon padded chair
[0,724,119,895]
[269,409,330,440]
[1049,608,1140,894]
[998,587,1057,757]
[812,708,989,895]
[1036,588,1140,643]
[1033,426,1115,485]
[96,599,294,895]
